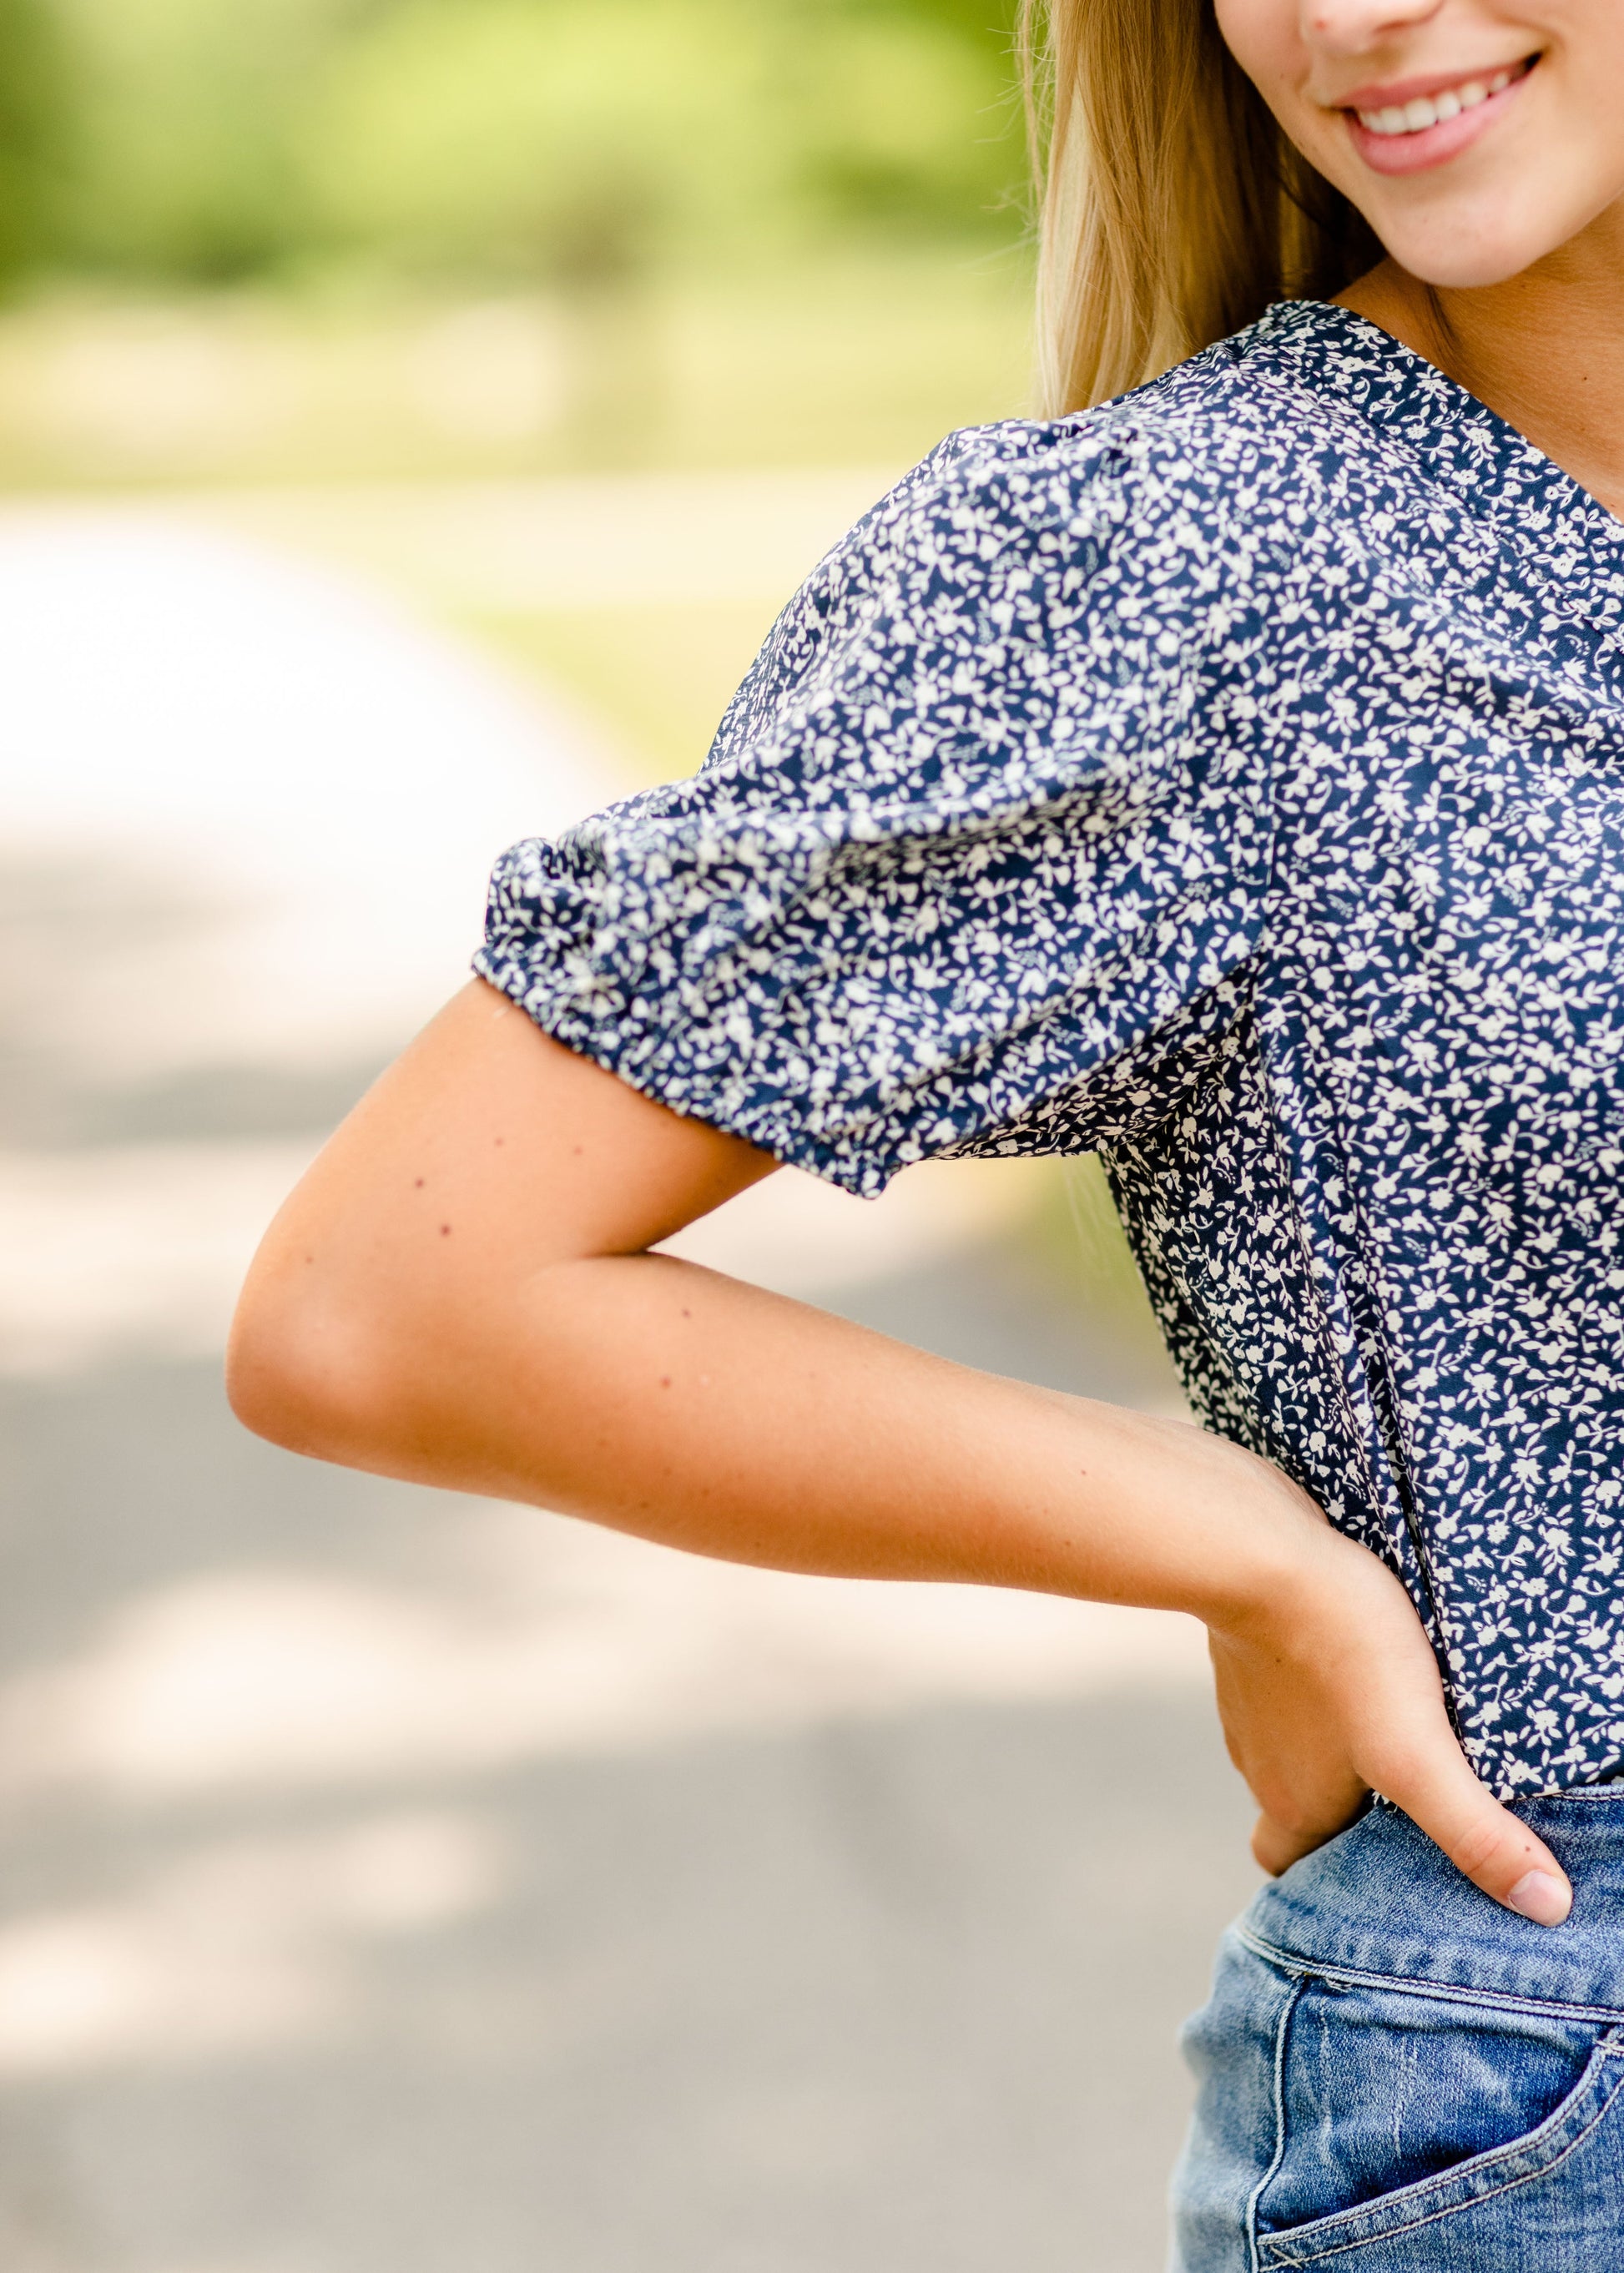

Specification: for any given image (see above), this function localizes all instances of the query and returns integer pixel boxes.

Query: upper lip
[1328,57,1537,113]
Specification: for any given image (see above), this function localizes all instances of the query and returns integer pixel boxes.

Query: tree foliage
[0,0,68,285]
[4,0,1021,287]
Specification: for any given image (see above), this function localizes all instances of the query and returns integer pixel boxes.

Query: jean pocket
[1255,1981,1624,2269]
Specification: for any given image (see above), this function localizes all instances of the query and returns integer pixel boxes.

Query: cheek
[1561,18,1624,194]
[1211,0,1327,164]
[1211,0,1302,97]
[1564,0,1624,73]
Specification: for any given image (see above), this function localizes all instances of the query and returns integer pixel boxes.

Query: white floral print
[478,300,1624,1796]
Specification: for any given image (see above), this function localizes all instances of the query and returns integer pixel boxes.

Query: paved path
[0,500,1253,2273]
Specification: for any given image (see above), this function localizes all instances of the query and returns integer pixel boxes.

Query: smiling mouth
[1353,55,1537,137]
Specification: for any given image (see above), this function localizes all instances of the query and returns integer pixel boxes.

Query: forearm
[229,985,1576,1923]
[486,1263,1568,1923]
[295,1242,1323,1626]
[229,977,1315,1675]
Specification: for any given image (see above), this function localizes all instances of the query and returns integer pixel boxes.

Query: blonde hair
[1020,0,1383,412]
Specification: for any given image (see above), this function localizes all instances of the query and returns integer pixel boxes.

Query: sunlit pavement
[0,496,1254,2273]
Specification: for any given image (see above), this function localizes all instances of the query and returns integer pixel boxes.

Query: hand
[1207,1519,1573,1925]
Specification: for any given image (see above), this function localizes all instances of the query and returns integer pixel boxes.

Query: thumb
[1382,1747,1571,1926]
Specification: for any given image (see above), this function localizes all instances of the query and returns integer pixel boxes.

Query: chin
[1368,216,1557,292]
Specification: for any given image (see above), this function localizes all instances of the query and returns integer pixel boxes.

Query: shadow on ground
[1,1354,1253,2273]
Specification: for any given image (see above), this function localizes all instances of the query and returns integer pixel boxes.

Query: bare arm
[229,977,1572,1924]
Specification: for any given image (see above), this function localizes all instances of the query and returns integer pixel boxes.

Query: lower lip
[1344,66,1533,177]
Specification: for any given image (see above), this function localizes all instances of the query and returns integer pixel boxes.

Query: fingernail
[1507,1870,1571,1927]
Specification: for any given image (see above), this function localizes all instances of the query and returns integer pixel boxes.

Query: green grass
[456,600,782,784]
[0,249,1034,491]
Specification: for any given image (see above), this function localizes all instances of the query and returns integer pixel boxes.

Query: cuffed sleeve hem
[472,937,899,1196]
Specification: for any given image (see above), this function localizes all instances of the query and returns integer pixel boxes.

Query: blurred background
[0,6,1258,2270]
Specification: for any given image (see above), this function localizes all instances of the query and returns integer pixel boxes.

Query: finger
[1378,1748,1572,1925]
[1253,1812,1316,1877]
[1251,1806,1363,1878]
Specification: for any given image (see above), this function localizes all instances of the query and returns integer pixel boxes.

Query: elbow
[226,1252,397,1466]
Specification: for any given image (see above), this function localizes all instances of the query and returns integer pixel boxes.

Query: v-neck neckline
[1232,298,1624,626]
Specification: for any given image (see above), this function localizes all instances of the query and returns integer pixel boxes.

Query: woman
[229,0,1624,2260]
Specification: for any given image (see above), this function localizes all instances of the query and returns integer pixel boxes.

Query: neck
[1338,208,1624,522]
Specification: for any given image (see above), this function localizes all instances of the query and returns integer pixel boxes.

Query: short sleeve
[473,413,1274,1197]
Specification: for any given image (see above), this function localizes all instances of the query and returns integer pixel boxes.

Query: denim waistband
[1239,1792,1624,2018]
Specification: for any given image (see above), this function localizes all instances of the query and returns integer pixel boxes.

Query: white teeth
[1356,64,1525,135]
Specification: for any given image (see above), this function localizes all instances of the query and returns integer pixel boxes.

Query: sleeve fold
[474,415,1273,1195]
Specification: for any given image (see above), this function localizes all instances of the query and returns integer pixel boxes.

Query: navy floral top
[478,300,1624,1798]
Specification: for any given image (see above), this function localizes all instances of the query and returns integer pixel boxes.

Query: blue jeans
[1172,1792,1624,2269]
